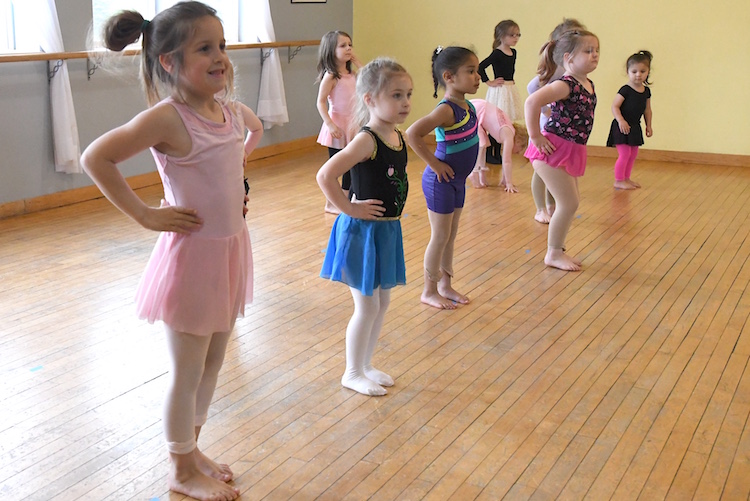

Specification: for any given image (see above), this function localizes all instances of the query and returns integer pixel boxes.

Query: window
[92,0,241,46]
[0,0,41,53]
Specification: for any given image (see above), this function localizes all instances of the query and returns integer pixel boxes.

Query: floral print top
[544,75,597,145]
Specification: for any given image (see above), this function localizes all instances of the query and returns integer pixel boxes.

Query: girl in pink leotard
[81,3,262,500]
[316,30,361,213]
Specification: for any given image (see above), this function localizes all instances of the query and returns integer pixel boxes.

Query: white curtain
[241,0,288,129]
[16,0,82,173]
[14,0,81,173]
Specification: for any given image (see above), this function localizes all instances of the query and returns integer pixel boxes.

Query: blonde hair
[537,29,598,85]
[353,58,411,128]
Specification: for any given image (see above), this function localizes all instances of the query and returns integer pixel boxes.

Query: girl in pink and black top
[524,29,599,272]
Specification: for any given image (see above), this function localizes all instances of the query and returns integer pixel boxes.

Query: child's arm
[644,98,653,137]
[316,132,385,219]
[405,103,456,182]
[316,72,343,139]
[81,105,203,234]
[611,93,630,135]
[524,80,570,155]
[478,53,492,83]
[237,102,264,158]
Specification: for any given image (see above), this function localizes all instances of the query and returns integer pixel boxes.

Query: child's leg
[164,328,240,500]
[614,144,635,190]
[546,189,556,216]
[499,128,517,192]
[193,330,233,482]
[423,210,458,309]
[625,146,640,187]
[532,161,581,271]
[363,287,394,387]
[531,171,551,223]
[437,207,470,304]
[343,287,388,396]
[469,146,488,188]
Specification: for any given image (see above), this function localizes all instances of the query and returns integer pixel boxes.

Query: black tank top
[349,127,409,218]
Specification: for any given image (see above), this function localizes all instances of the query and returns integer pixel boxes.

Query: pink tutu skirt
[135,227,253,336]
[524,131,588,177]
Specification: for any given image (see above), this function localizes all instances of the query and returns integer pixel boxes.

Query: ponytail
[537,40,557,85]
[431,46,443,98]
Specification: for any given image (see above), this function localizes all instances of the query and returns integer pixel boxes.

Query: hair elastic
[141,19,151,31]
[435,45,443,54]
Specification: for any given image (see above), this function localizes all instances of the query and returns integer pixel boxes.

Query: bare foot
[627,178,641,188]
[364,367,394,386]
[341,374,387,396]
[438,285,470,305]
[478,170,489,187]
[195,448,233,483]
[169,464,239,501]
[468,171,485,189]
[421,291,457,309]
[544,250,582,271]
[324,201,341,214]
[535,210,551,224]
[614,180,635,190]
[547,205,555,217]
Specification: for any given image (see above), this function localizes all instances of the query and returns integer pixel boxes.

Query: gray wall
[0,0,352,206]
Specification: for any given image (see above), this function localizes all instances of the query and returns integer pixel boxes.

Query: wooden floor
[2,146,750,501]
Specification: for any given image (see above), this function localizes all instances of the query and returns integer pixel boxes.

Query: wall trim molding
[0,136,317,219]
[2,137,748,219]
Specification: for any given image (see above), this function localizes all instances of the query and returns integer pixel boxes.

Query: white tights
[163,327,231,454]
[343,287,393,396]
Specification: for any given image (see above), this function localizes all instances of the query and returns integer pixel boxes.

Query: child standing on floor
[524,29,599,272]
[81,3,262,500]
[317,58,412,396]
[479,20,523,121]
[316,30,360,213]
[479,20,523,189]
[406,46,481,309]
[467,98,516,190]
[527,18,587,223]
[607,50,653,190]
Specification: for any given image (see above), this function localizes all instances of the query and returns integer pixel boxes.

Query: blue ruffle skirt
[320,214,406,296]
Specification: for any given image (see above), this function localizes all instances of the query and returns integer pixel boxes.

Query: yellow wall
[353,0,750,156]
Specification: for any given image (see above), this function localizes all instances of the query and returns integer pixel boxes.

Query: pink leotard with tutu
[317,72,356,150]
[136,98,253,336]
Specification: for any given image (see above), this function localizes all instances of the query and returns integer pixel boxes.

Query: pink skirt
[524,131,588,177]
[135,227,253,336]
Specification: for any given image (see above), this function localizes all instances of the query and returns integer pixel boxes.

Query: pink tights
[614,144,639,181]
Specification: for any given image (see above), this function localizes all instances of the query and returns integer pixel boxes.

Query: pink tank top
[150,98,246,239]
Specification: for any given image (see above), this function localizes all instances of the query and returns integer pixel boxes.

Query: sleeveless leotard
[136,98,253,335]
[422,99,479,214]
[317,72,356,150]
[321,127,408,295]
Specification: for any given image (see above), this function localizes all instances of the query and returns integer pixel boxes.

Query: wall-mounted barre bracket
[288,45,303,63]
[260,48,274,65]
[86,58,98,80]
[48,60,62,83]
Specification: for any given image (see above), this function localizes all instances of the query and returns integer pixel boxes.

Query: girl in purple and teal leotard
[406,46,481,310]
